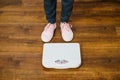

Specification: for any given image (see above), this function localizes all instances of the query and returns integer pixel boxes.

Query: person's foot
[41,23,56,42]
[60,22,73,42]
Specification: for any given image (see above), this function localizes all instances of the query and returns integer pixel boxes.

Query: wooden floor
[0,0,120,80]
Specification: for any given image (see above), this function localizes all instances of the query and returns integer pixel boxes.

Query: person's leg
[41,0,57,42]
[61,0,74,22]
[44,0,57,23]
[60,0,74,42]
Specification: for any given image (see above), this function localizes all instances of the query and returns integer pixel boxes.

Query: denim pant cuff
[48,19,56,24]
[61,16,69,23]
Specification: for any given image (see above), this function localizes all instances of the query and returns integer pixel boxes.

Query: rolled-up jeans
[44,0,74,23]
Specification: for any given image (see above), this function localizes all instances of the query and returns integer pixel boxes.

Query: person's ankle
[61,22,68,24]
[49,22,56,24]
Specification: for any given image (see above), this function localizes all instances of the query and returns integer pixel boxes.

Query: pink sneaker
[41,23,56,42]
[60,22,73,42]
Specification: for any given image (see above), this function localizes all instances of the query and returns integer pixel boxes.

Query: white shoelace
[62,22,72,31]
[45,23,55,31]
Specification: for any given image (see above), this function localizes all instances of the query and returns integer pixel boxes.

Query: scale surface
[42,43,81,69]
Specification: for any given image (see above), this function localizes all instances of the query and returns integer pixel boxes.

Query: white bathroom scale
[42,43,81,69]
